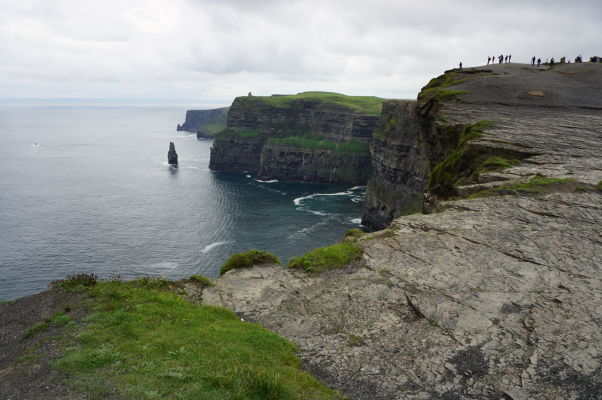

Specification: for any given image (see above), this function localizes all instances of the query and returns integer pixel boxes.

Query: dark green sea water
[0,104,364,300]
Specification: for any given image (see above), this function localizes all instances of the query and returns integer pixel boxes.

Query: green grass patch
[346,335,365,347]
[220,250,281,276]
[239,92,384,115]
[189,275,214,287]
[344,229,365,241]
[55,281,341,399]
[50,273,97,292]
[418,71,469,108]
[468,176,576,198]
[288,242,362,273]
[23,311,72,339]
[428,120,495,196]
[267,136,369,154]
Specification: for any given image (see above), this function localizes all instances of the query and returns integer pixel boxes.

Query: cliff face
[177,107,229,137]
[258,142,371,184]
[209,92,382,184]
[202,63,602,400]
[363,62,602,230]
[361,101,429,229]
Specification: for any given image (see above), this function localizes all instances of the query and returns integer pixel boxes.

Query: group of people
[487,54,511,65]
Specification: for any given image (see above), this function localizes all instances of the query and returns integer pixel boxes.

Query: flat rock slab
[205,191,602,400]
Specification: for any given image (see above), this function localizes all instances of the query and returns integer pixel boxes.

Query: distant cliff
[177,107,229,138]
[209,92,383,184]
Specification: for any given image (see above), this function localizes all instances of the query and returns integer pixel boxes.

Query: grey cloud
[0,0,600,102]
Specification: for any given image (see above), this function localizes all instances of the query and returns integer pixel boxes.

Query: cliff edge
[200,63,602,399]
[209,92,383,184]
[177,107,229,138]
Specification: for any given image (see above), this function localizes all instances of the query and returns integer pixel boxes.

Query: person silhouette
[459,62,463,71]
[487,56,491,65]
[532,56,536,66]
[499,54,504,64]
[537,58,541,67]
[509,54,512,63]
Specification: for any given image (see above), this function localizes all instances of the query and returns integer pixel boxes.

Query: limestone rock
[167,141,178,166]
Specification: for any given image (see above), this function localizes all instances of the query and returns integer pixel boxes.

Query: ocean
[0,103,365,300]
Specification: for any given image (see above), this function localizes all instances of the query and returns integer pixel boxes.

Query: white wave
[293,190,353,206]
[246,174,251,178]
[348,186,366,191]
[351,218,362,224]
[351,197,364,203]
[308,210,328,216]
[201,241,232,254]
[256,179,279,183]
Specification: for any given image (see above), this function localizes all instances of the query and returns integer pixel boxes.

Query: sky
[0,0,600,107]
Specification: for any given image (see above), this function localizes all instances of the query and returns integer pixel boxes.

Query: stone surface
[201,63,602,399]
[167,141,178,166]
[362,62,602,230]
[203,191,602,400]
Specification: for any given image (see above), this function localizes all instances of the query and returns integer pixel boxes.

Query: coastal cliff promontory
[202,62,602,399]
[209,92,383,184]
[177,107,229,138]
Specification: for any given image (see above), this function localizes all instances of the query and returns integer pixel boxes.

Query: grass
[266,136,369,154]
[220,250,281,276]
[189,275,214,287]
[428,120,495,196]
[50,273,98,292]
[344,229,365,241]
[288,242,362,273]
[23,311,72,338]
[418,71,469,108]
[238,92,385,115]
[346,335,364,347]
[55,281,341,400]
[467,176,576,198]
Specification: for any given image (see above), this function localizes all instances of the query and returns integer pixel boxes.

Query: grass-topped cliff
[209,91,384,184]
[1,274,342,400]
[233,92,384,116]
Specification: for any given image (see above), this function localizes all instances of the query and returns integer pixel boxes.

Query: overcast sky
[1,0,600,106]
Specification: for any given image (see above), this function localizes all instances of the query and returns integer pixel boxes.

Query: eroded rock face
[203,191,602,400]
[209,94,380,184]
[362,62,602,230]
[167,141,178,166]
[200,63,602,399]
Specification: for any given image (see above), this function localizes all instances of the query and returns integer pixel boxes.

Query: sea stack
[167,141,178,166]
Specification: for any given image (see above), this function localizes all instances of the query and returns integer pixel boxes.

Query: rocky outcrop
[167,141,178,166]
[176,107,229,137]
[201,190,602,400]
[198,63,602,399]
[362,62,602,230]
[209,92,382,184]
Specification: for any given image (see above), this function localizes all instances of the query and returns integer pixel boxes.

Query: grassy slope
[266,136,369,153]
[240,92,385,115]
[54,280,341,400]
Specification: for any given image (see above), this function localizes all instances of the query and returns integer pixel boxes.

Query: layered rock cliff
[198,62,602,399]
[176,107,229,138]
[363,62,602,230]
[209,92,382,184]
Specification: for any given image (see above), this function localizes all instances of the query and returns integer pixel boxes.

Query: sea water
[0,103,365,300]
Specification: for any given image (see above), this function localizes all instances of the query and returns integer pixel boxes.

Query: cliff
[176,107,229,138]
[199,63,602,399]
[363,62,602,229]
[209,92,382,184]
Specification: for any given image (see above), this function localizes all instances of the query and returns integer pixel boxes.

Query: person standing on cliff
[537,58,541,67]
[487,56,491,65]
[499,54,504,64]
[532,56,536,66]
[459,62,463,71]
[509,54,512,63]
